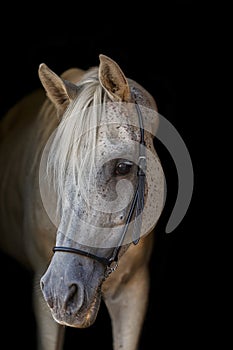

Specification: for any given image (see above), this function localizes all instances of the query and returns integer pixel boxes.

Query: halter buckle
[105,259,118,278]
[138,155,146,175]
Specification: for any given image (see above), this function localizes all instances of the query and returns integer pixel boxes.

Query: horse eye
[115,162,133,176]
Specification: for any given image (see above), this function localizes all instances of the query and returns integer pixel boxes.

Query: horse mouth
[51,293,101,328]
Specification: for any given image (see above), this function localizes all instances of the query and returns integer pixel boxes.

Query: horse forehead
[97,123,139,150]
[97,103,140,144]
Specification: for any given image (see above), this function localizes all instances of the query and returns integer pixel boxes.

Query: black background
[0,1,208,349]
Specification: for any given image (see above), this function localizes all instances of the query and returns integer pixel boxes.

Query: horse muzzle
[40,252,105,327]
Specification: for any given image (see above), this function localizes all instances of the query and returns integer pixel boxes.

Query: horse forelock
[45,74,110,215]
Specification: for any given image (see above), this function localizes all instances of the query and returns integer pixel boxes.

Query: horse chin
[51,293,101,328]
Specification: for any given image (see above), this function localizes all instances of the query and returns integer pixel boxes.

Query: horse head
[39,54,164,328]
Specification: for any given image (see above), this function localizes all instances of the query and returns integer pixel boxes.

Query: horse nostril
[69,284,78,298]
[40,280,44,290]
[66,283,78,306]
[65,282,84,310]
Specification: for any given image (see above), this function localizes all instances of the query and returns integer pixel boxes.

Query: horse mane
[45,68,111,218]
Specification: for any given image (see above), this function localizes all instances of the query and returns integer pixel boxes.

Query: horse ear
[38,63,80,117]
[99,54,131,102]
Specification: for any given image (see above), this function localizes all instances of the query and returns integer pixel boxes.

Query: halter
[53,92,146,278]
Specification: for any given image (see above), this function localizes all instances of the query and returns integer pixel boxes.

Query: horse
[0,54,165,350]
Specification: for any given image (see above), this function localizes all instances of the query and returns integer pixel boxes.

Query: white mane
[46,77,109,217]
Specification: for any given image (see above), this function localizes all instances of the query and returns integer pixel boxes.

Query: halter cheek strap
[53,94,146,278]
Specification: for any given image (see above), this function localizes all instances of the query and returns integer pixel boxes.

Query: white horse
[0,54,164,349]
